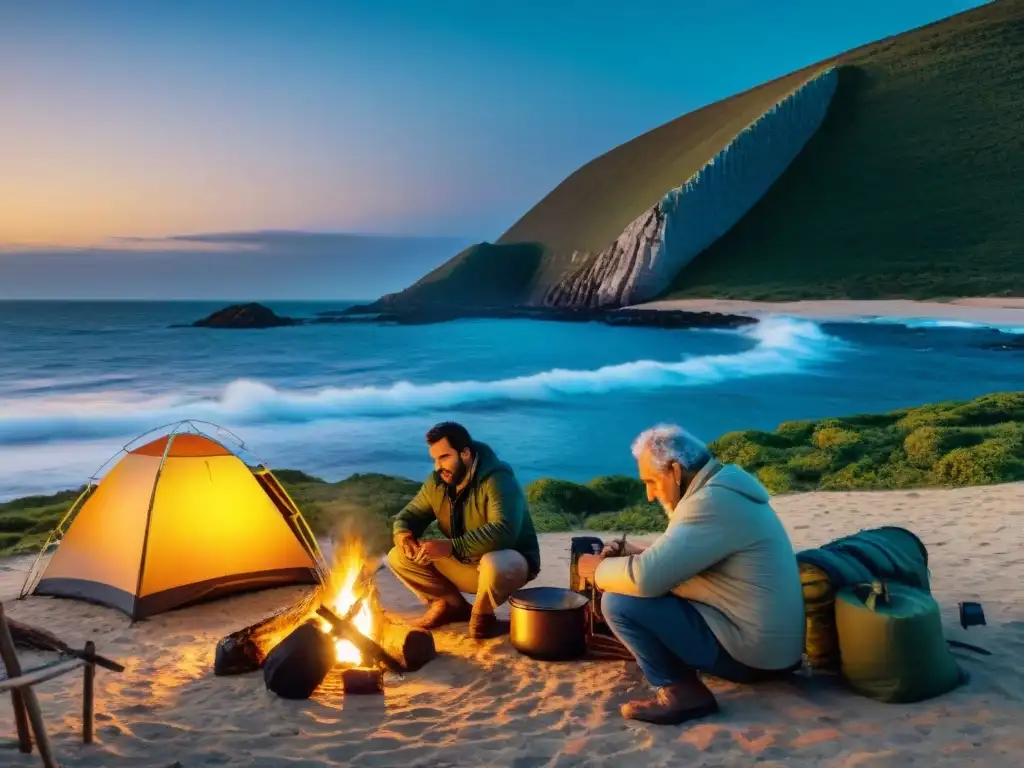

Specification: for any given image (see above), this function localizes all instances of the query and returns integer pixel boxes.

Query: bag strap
[852,580,891,612]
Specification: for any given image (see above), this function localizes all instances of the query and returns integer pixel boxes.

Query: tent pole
[18,483,95,600]
[130,431,177,621]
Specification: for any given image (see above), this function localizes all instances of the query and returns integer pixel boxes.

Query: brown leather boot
[412,597,472,629]
[621,677,720,725]
[468,611,510,639]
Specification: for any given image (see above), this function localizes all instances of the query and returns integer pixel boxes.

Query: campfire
[217,534,437,699]
[318,538,377,666]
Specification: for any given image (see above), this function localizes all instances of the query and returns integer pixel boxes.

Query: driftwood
[316,606,404,677]
[376,615,436,672]
[9,617,72,654]
[0,604,57,766]
[340,666,384,694]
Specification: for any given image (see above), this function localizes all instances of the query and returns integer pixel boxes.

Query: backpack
[835,580,965,703]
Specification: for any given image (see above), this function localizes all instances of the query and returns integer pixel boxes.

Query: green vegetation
[665,1,1024,300]
[3,392,1023,556]
[377,2,1023,309]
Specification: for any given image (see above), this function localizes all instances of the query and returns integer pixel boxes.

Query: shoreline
[631,297,1024,327]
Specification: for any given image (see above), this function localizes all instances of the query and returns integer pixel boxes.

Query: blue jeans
[601,592,763,688]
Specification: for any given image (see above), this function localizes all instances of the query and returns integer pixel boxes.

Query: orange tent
[20,424,327,620]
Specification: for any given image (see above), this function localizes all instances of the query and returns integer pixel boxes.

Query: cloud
[0,230,474,299]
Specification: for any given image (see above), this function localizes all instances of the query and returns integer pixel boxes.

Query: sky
[0,0,987,299]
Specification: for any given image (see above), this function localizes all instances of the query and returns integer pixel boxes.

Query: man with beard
[576,424,804,725]
[387,422,541,639]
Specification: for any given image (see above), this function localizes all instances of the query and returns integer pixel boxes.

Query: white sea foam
[856,316,1024,334]
[0,317,845,447]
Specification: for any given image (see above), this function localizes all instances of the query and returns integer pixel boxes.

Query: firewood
[341,666,384,694]
[315,606,404,676]
[376,615,436,672]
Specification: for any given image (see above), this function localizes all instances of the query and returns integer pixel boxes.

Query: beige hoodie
[593,459,805,671]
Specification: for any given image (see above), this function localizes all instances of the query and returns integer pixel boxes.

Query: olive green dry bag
[835,581,965,703]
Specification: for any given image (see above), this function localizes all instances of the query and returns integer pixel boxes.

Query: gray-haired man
[576,424,805,725]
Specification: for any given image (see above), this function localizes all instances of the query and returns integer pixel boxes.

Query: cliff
[366,1,1024,313]
[544,68,838,308]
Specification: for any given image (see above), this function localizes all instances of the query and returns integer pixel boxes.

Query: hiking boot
[412,598,472,630]
[621,678,720,725]
[468,612,510,640]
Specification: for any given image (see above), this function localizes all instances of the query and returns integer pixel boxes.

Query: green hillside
[665,0,1024,301]
[376,1,1022,311]
[4,392,1023,556]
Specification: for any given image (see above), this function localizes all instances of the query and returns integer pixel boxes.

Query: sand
[632,297,1024,327]
[2,483,1024,767]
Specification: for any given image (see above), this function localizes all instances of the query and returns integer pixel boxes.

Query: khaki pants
[386,546,531,615]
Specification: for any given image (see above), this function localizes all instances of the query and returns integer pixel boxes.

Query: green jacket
[393,441,541,577]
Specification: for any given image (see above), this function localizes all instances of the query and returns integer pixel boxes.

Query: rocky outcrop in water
[188,303,302,329]
[331,303,757,330]
[544,67,839,309]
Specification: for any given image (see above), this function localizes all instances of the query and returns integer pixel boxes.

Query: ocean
[1,300,1022,501]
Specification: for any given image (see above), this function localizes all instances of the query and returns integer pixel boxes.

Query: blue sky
[0,0,986,298]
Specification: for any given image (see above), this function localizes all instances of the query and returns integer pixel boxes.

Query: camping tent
[20,424,327,620]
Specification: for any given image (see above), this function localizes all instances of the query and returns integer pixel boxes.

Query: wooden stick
[315,605,404,676]
[0,658,86,693]
[10,688,32,754]
[0,627,32,754]
[0,605,57,767]
[83,640,95,744]
[0,604,34,754]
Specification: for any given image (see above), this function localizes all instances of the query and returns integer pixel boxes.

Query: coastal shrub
[786,449,834,480]
[903,426,981,469]
[529,502,581,533]
[931,437,1024,486]
[756,466,793,494]
[710,431,789,469]
[775,420,816,444]
[0,513,39,533]
[584,503,665,534]
[812,424,861,450]
[587,475,646,509]
[525,478,604,517]
[0,532,22,550]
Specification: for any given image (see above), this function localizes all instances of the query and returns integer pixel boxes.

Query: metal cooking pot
[508,586,589,661]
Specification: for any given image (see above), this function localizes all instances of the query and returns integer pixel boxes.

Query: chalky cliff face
[542,68,839,308]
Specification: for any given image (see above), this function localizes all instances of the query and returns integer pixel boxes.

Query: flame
[319,538,375,665]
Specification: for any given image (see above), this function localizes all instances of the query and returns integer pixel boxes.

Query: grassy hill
[3,392,1023,557]
[665,0,1024,300]
[377,1,1023,310]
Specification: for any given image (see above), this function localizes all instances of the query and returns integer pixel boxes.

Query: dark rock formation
[187,303,303,329]
[325,303,756,330]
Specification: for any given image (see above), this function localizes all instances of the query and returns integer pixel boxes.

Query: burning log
[316,605,404,677]
[376,616,436,672]
[341,666,384,694]
[262,620,336,700]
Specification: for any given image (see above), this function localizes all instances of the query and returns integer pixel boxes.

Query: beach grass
[3,391,1023,557]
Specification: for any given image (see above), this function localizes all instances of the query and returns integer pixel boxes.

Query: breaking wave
[855,316,1024,334]
[0,317,845,446]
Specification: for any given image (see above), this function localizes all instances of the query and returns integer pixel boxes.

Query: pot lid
[509,586,588,611]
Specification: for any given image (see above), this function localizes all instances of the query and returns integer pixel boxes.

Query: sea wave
[855,316,1024,334]
[0,316,845,446]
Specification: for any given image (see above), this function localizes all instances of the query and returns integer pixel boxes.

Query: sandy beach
[2,482,1023,767]
[632,298,1024,327]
